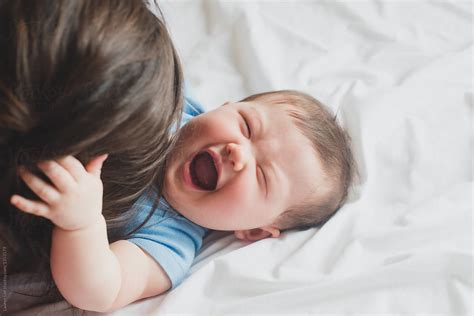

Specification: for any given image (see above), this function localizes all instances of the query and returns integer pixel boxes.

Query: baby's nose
[226,143,248,172]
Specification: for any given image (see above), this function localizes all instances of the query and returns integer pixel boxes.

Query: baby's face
[163,100,327,232]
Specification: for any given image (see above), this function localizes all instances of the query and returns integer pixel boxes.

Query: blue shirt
[126,96,209,289]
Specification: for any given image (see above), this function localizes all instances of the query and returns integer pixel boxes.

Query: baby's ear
[234,226,280,242]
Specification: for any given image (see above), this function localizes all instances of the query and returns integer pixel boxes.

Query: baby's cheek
[204,192,242,225]
[219,189,257,221]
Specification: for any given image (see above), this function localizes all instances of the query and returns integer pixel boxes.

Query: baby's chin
[162,169,177,205]
[162,186,181,213]
[162,173,190,216]
[161,188,210,228]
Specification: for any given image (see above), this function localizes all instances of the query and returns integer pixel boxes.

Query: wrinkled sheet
[22,1,474,315]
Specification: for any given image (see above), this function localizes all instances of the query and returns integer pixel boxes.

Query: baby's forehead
[249,92,292,106]
[268,109,327,190]
[246,94,316,152]
[250,94,309,120]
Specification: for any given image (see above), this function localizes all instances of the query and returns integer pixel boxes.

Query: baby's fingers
[56,156,86,181]
[19,167,61,204]
[10,194,50,219]
[38,160,76,192]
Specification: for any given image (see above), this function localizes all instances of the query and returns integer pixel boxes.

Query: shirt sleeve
[181,86,206,126]
[126,197,208,289]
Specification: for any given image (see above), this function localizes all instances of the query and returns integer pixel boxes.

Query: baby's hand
[11,155,108,231]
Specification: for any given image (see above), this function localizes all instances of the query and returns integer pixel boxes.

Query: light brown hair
[242,90,356,230]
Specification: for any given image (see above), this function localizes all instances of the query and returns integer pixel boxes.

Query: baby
[11,90,354,312]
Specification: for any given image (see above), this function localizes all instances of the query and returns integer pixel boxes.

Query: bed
[15,1,472,315]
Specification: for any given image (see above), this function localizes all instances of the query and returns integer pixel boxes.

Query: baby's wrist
[54,214,106,233]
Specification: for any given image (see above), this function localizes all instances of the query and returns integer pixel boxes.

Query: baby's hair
[241,90,356,231]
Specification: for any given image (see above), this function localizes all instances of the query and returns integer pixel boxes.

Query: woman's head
[0,0,182,274]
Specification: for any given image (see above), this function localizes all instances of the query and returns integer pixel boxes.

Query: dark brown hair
[0,0,182,310]
[242,90,356,231]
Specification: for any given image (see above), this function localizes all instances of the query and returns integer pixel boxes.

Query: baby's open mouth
[190,151,218,191]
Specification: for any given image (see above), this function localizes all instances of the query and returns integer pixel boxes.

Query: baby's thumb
[86,154,108,177]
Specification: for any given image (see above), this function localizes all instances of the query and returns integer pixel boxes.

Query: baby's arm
[11,155,171,312]
[52,222,171,312]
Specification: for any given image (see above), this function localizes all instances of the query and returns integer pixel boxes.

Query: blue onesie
[126,96,209,289]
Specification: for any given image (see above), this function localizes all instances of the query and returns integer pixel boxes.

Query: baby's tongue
[191,152,217,190]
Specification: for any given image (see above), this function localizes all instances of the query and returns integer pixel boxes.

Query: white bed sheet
[95,1,472,315]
